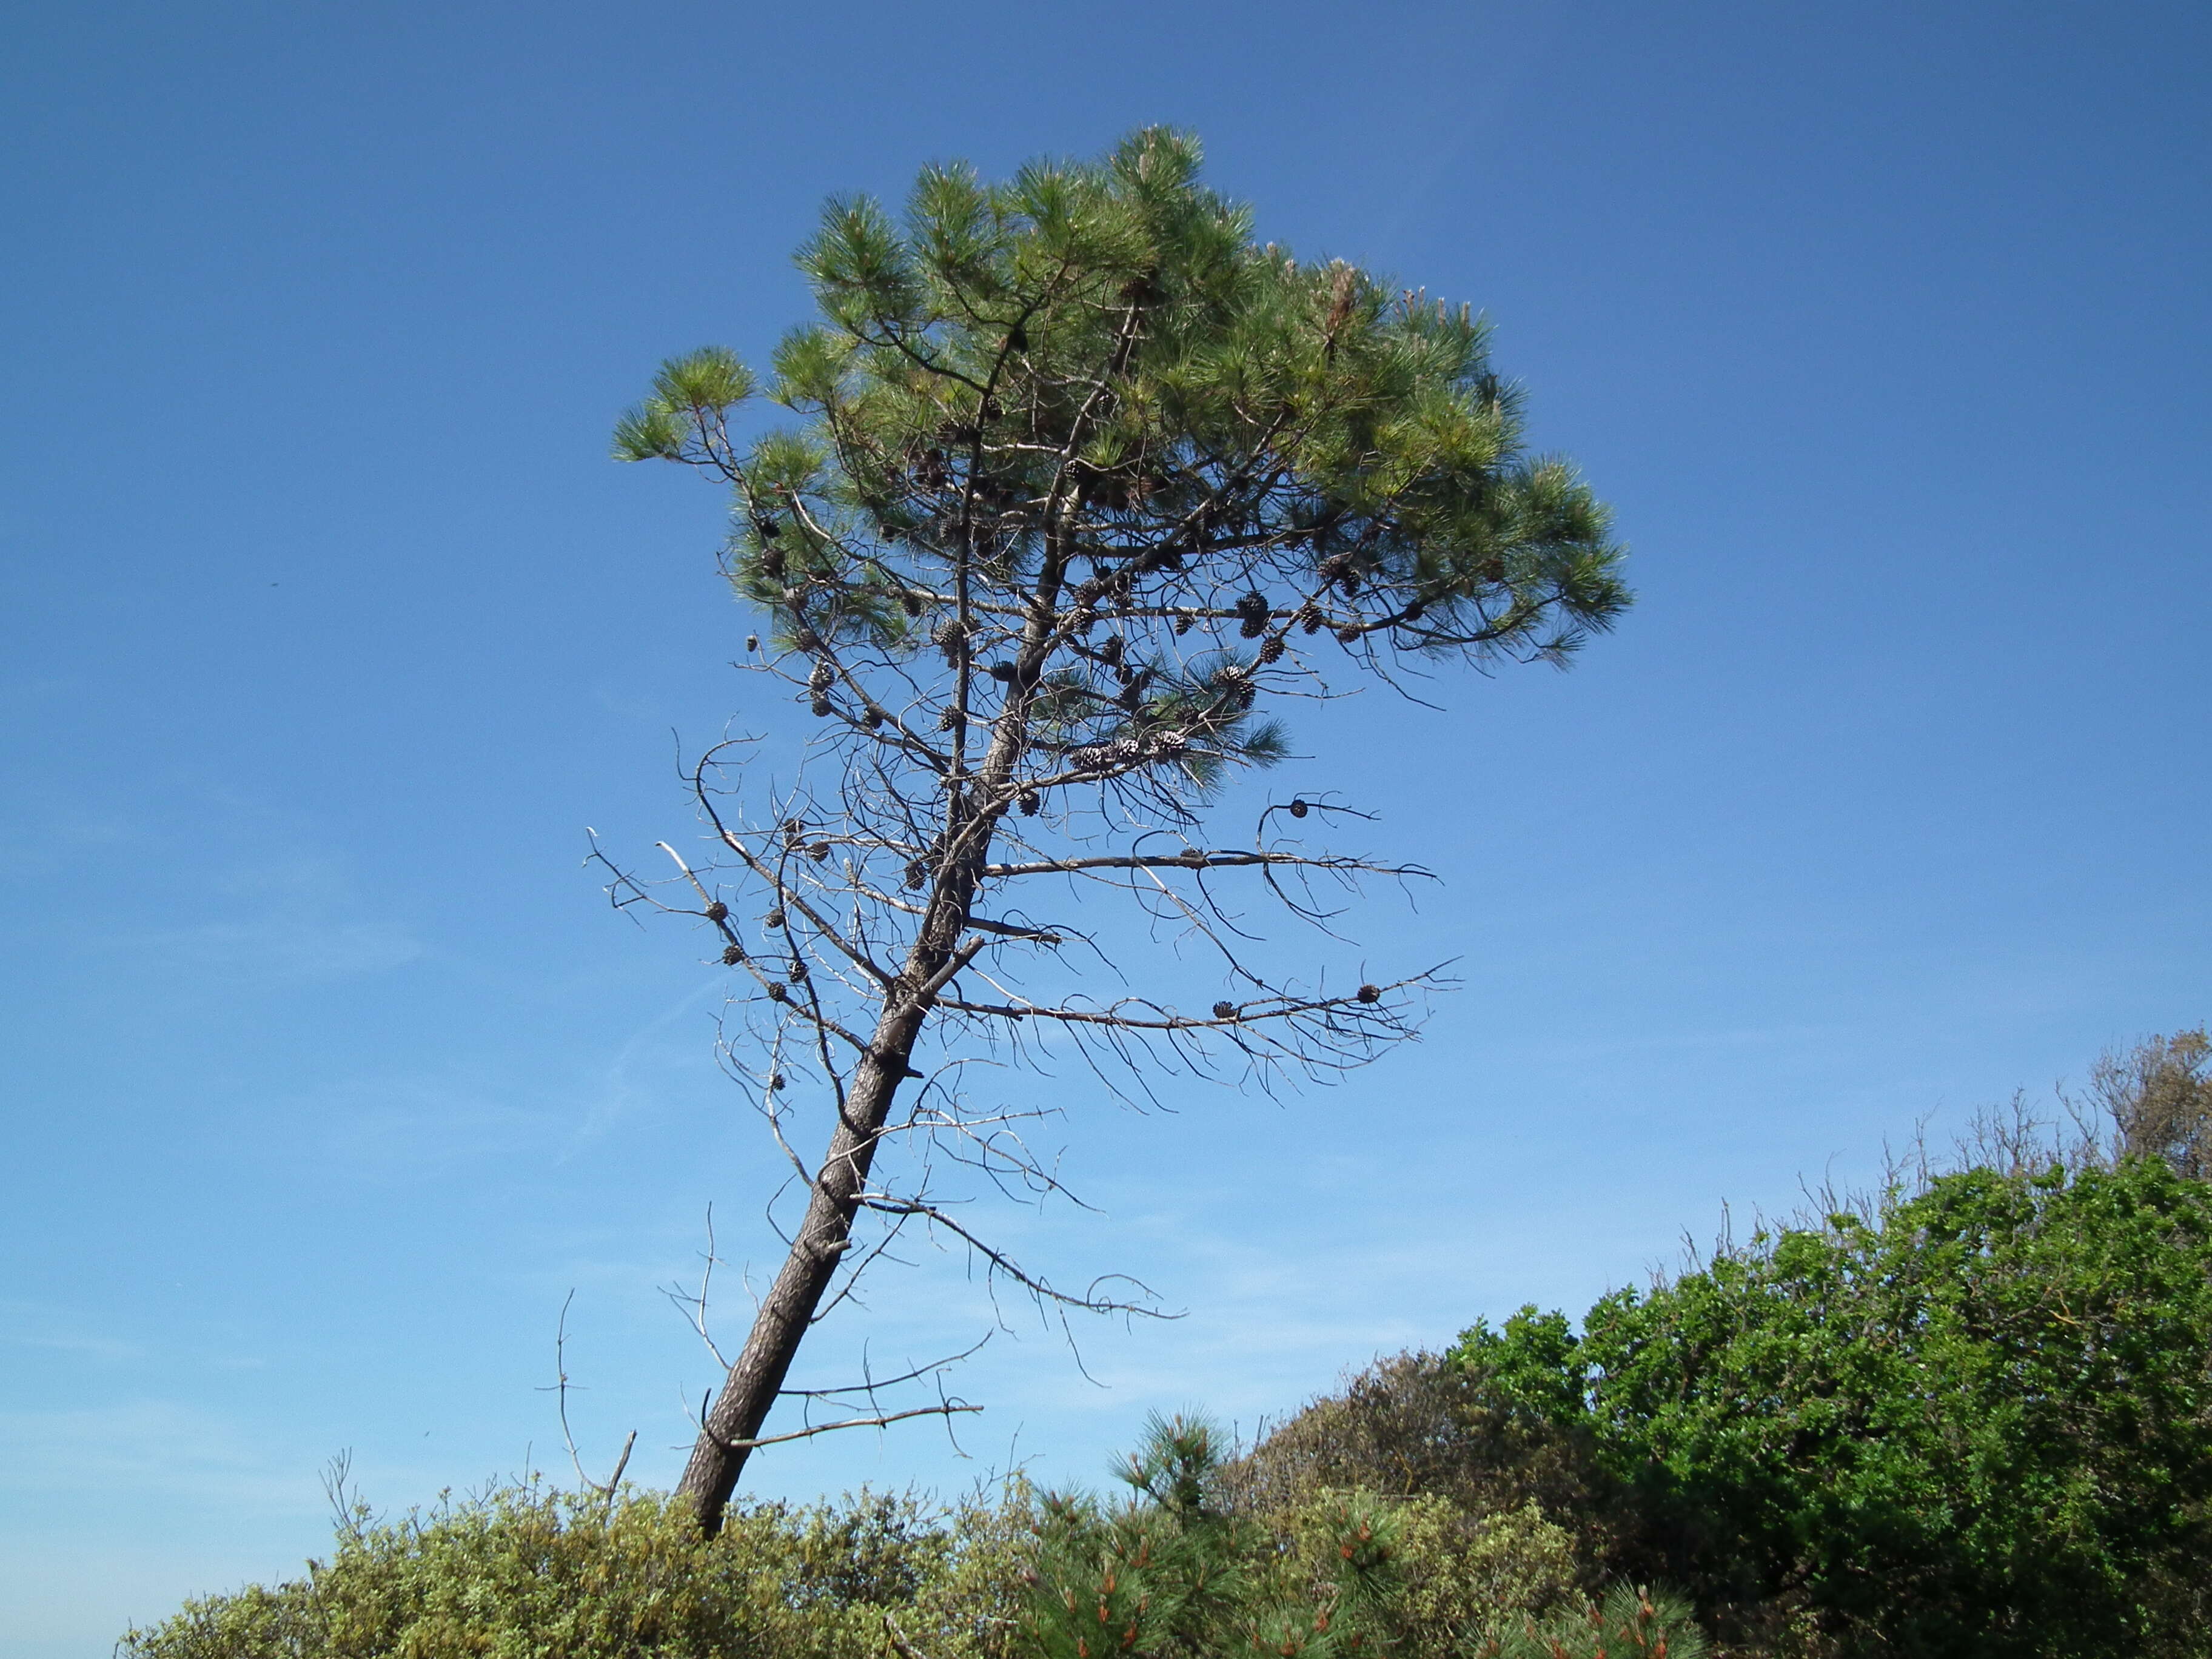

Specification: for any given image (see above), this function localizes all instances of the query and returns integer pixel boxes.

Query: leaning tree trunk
[674,573,1050,1533]
[672,991,932,1533]
[671,736,1010,1535]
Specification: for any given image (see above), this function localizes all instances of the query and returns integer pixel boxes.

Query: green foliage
[1383,1497,1579,1656]
[121,1407,1708,1659]
[613,127,1627,799]
[1450,1157,2212,1656]
[1480,1583,1709,1659]
[119,1434,1636,1659]
[1219,1353,1632,1585]
[119,1483,1007,1659]
[1021,1413,1691,1659]
[1021,1414,1404,1659]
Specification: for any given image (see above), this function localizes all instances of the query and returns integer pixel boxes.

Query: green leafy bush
[1219,1352,1634,1596]
[1021,1414,1409,1659]
[119,1483,1012,1659]
[1480,1583,1708,1659]
[120,1424,1634,1659]
[1386,1498,1578,1655]
[1453,1156,2212,1657]
[1020,1412,1694,1659]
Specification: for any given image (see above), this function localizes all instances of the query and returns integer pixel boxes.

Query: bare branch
[700,1400,984,1453]
[539,1290,638,1502]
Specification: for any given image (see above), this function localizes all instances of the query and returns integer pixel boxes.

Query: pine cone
[1289,799,1309,819]
[1356,984,1382,1004]
[1257,636,1286,664]
[810,695,832,717]
[704,900,728,922]
[1018,788,1041,816]
[765,909,785,928]
[1212,1001,1239,1021]
[721,944,743,966]
[904,862,927,891]
[808,842,831,862]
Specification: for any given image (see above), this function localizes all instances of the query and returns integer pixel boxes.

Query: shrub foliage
[1451,1156,2212,1656]
[122,1422,1698,1659]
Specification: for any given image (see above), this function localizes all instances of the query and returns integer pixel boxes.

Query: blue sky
[4,3,2208,1652]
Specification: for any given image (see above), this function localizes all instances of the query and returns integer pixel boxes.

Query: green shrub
[1019,1412,1694,1659]
[122,1417,1699,1659]
[1453,1156,2212,1657]
[1384,1498,1578,1655]
[119,1482,993,1659]
[1479,1583,1708,1659]
[1220,1352,1634,1598]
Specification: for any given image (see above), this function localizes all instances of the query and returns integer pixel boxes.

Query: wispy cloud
[3,780,426,988]
[84,848,424,987]
[135,913,422,981]
[566,973,729,1148]
[0,1399,318,1510]
[276,1071,554,1174]
[0,1299,149,1364]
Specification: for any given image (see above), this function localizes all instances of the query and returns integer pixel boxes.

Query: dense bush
[1453,1156,2212,1657]
[120,1483,1027,1659]
[122,1420,1688,1659]
[1026,1413,1701,1659]
[1220,1350,1635,1586]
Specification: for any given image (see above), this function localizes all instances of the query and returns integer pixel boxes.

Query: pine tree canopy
[615,126,1627,808]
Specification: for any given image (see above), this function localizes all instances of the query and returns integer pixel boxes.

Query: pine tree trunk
[672,996,928,1533]
[675,591,1045,1534]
